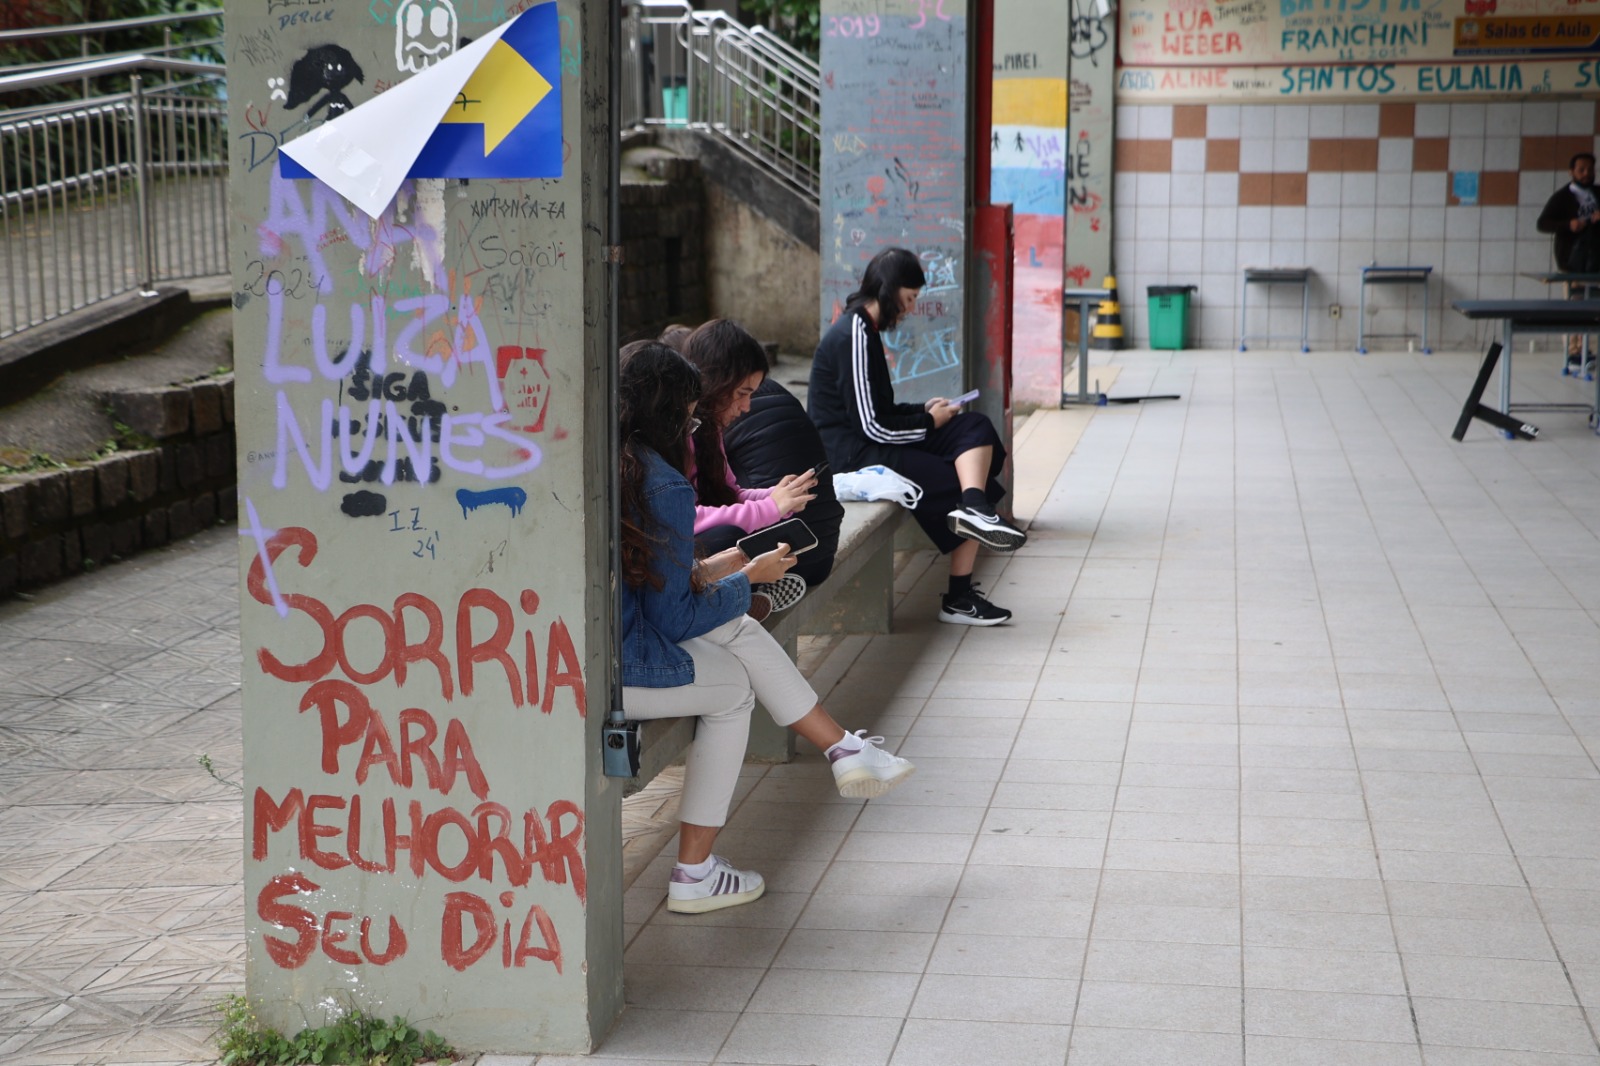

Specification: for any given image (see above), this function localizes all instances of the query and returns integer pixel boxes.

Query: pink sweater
[688,432,783,535]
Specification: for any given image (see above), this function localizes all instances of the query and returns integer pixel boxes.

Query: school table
[1450,299,1600,441]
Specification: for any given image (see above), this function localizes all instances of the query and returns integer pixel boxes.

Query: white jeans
[624,615,818,827]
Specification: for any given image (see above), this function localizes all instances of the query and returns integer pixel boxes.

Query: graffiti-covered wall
[991,0,1067,405]
[227,0,621,1051]
[819,0,969,401]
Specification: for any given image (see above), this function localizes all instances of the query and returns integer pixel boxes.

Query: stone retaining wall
[0,374,237,597]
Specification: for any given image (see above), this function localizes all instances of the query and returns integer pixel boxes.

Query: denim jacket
[622,448,751,688]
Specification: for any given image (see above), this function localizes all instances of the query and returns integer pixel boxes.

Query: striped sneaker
[666,856,766,914]
[828,731,916,799]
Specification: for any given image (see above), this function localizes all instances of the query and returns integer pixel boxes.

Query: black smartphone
[737,517,819,558]
[811,460,830,477]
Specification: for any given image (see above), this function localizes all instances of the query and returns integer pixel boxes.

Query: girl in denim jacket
[618,342,914,914]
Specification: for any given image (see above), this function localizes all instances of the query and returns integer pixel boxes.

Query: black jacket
[808,308,933,473]
[723,378,842,587]
[1537,185,1593,270]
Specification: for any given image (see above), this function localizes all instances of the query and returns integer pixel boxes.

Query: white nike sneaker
[666,856,766,914]
[828,731,916,798]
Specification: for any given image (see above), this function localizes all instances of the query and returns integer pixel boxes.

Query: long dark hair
[845,247,926,331]
[618,341,702,589]
[680,319,769,508]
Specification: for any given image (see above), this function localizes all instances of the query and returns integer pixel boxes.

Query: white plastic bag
[833,465,923,509]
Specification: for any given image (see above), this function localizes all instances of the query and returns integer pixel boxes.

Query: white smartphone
[951,388,980,406]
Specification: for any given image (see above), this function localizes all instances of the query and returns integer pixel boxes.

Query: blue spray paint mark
[457,486,527,518]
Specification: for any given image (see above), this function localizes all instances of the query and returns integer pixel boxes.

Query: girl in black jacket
[808,247,1024,626]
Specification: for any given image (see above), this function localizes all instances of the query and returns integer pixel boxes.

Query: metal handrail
[1,55,228,340]
[0,55,221,94]
[622,1,819,203]
[0,8,221,42]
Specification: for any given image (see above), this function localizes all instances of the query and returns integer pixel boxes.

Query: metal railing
[0,9,223,100]
[0,54,227,340]
[623,1,820,202]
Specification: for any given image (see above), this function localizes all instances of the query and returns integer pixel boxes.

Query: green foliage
[741,0,820,58]
[214,995,454,1066]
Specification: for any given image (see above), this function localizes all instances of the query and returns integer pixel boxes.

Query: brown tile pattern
[1206,138,1239,173]
[1173,104,1208,138]
[1379,103,1415,138]
[1308,138,1379,172]
[1413,138,1450,172]
[1116,105,1600,207]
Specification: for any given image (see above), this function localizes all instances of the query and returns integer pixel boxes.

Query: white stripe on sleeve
[851,316,924,444]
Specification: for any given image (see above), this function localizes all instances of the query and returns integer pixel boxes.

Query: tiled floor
[5,345,1600,1065]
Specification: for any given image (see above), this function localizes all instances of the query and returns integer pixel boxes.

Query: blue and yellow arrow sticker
[411,2,561,178]
[279,2,562,183]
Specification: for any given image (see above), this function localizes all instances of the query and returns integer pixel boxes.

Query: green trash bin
[1147,285,1196,350]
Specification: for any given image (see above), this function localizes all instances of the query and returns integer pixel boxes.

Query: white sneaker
[666,856,766,914]
[829,731,916,798]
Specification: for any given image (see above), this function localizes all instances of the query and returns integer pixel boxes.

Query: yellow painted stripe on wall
[992,78,1068,126]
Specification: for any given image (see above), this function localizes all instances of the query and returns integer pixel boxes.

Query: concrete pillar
[818,0,970,404]
[226,0,622,1053]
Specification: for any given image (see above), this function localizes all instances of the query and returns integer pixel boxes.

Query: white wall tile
[1115,105,1139,138]
[1339,240,1378,275]
[1481,206,1517,241]
[1142,106,1173,139]
[1239,138,1275,173]
[1485,103,1521,137]
[1135,205,1170,241]
[1342,205,1376,238]
[1237,239,1272,269]
[1410,240,1445,270]
[1202,205,1239,242]
[1271,207,1307,241]
[1449,137,1486,171]
[1115,172,1137,205]
[1170,210,1204,240]
[1411,172,1446,205]
[1521,170,1560,207]
[1204,173,1239,207]
[1273,137,1309,172]
[1344,104,1380,137]
[1207,104,1242,139]
[1378,138,1414,173]
[1516,238,1554,273]
[1238,205,1272,237]
[1239,106,1274,140]
[1483,137,1519,172]
[1171,177,1205,207]
[1372,238,1408,266]
[1443,240,1481,274]
[1409,206,1445,241]
[1169,240,1205,275]
[1304,240,1340,276]
[1269,239,1307,265]
[1444,206,1482,241]
[1201,243,1237,274]
[1376,172,1412,206]
[1307,207,1342,240]
[1342,172,1377,206]
[1375,206,1410,239]
[1512,272,1547,299]
[1478,238,1513,274]
[1517,203,1545,235]
[1307,173,1342,207]
[1521,103,1559,136]
[1172,138,1207,174]
[1136,171,1173,205]
[1415,104,1451,137]
[1449,104,1487,137]
[1309,107,1343,137]
[1557,100,1595,135]
[1274,105,1311,138]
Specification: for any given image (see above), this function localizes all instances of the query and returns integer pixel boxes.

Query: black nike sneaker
[947,505,1027,551]
[939,582,1012,626]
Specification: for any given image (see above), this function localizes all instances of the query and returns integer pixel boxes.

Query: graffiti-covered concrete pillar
[226,0,622,1052]
[819,0,970,403]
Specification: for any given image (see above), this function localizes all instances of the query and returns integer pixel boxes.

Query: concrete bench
[624,499,906,793]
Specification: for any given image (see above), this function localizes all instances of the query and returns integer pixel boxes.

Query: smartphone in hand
[737,517,819,558]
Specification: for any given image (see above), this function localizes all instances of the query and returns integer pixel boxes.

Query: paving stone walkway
[5,346,1600,1065]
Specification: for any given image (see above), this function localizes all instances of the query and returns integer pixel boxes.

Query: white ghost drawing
[395,0,458,73]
